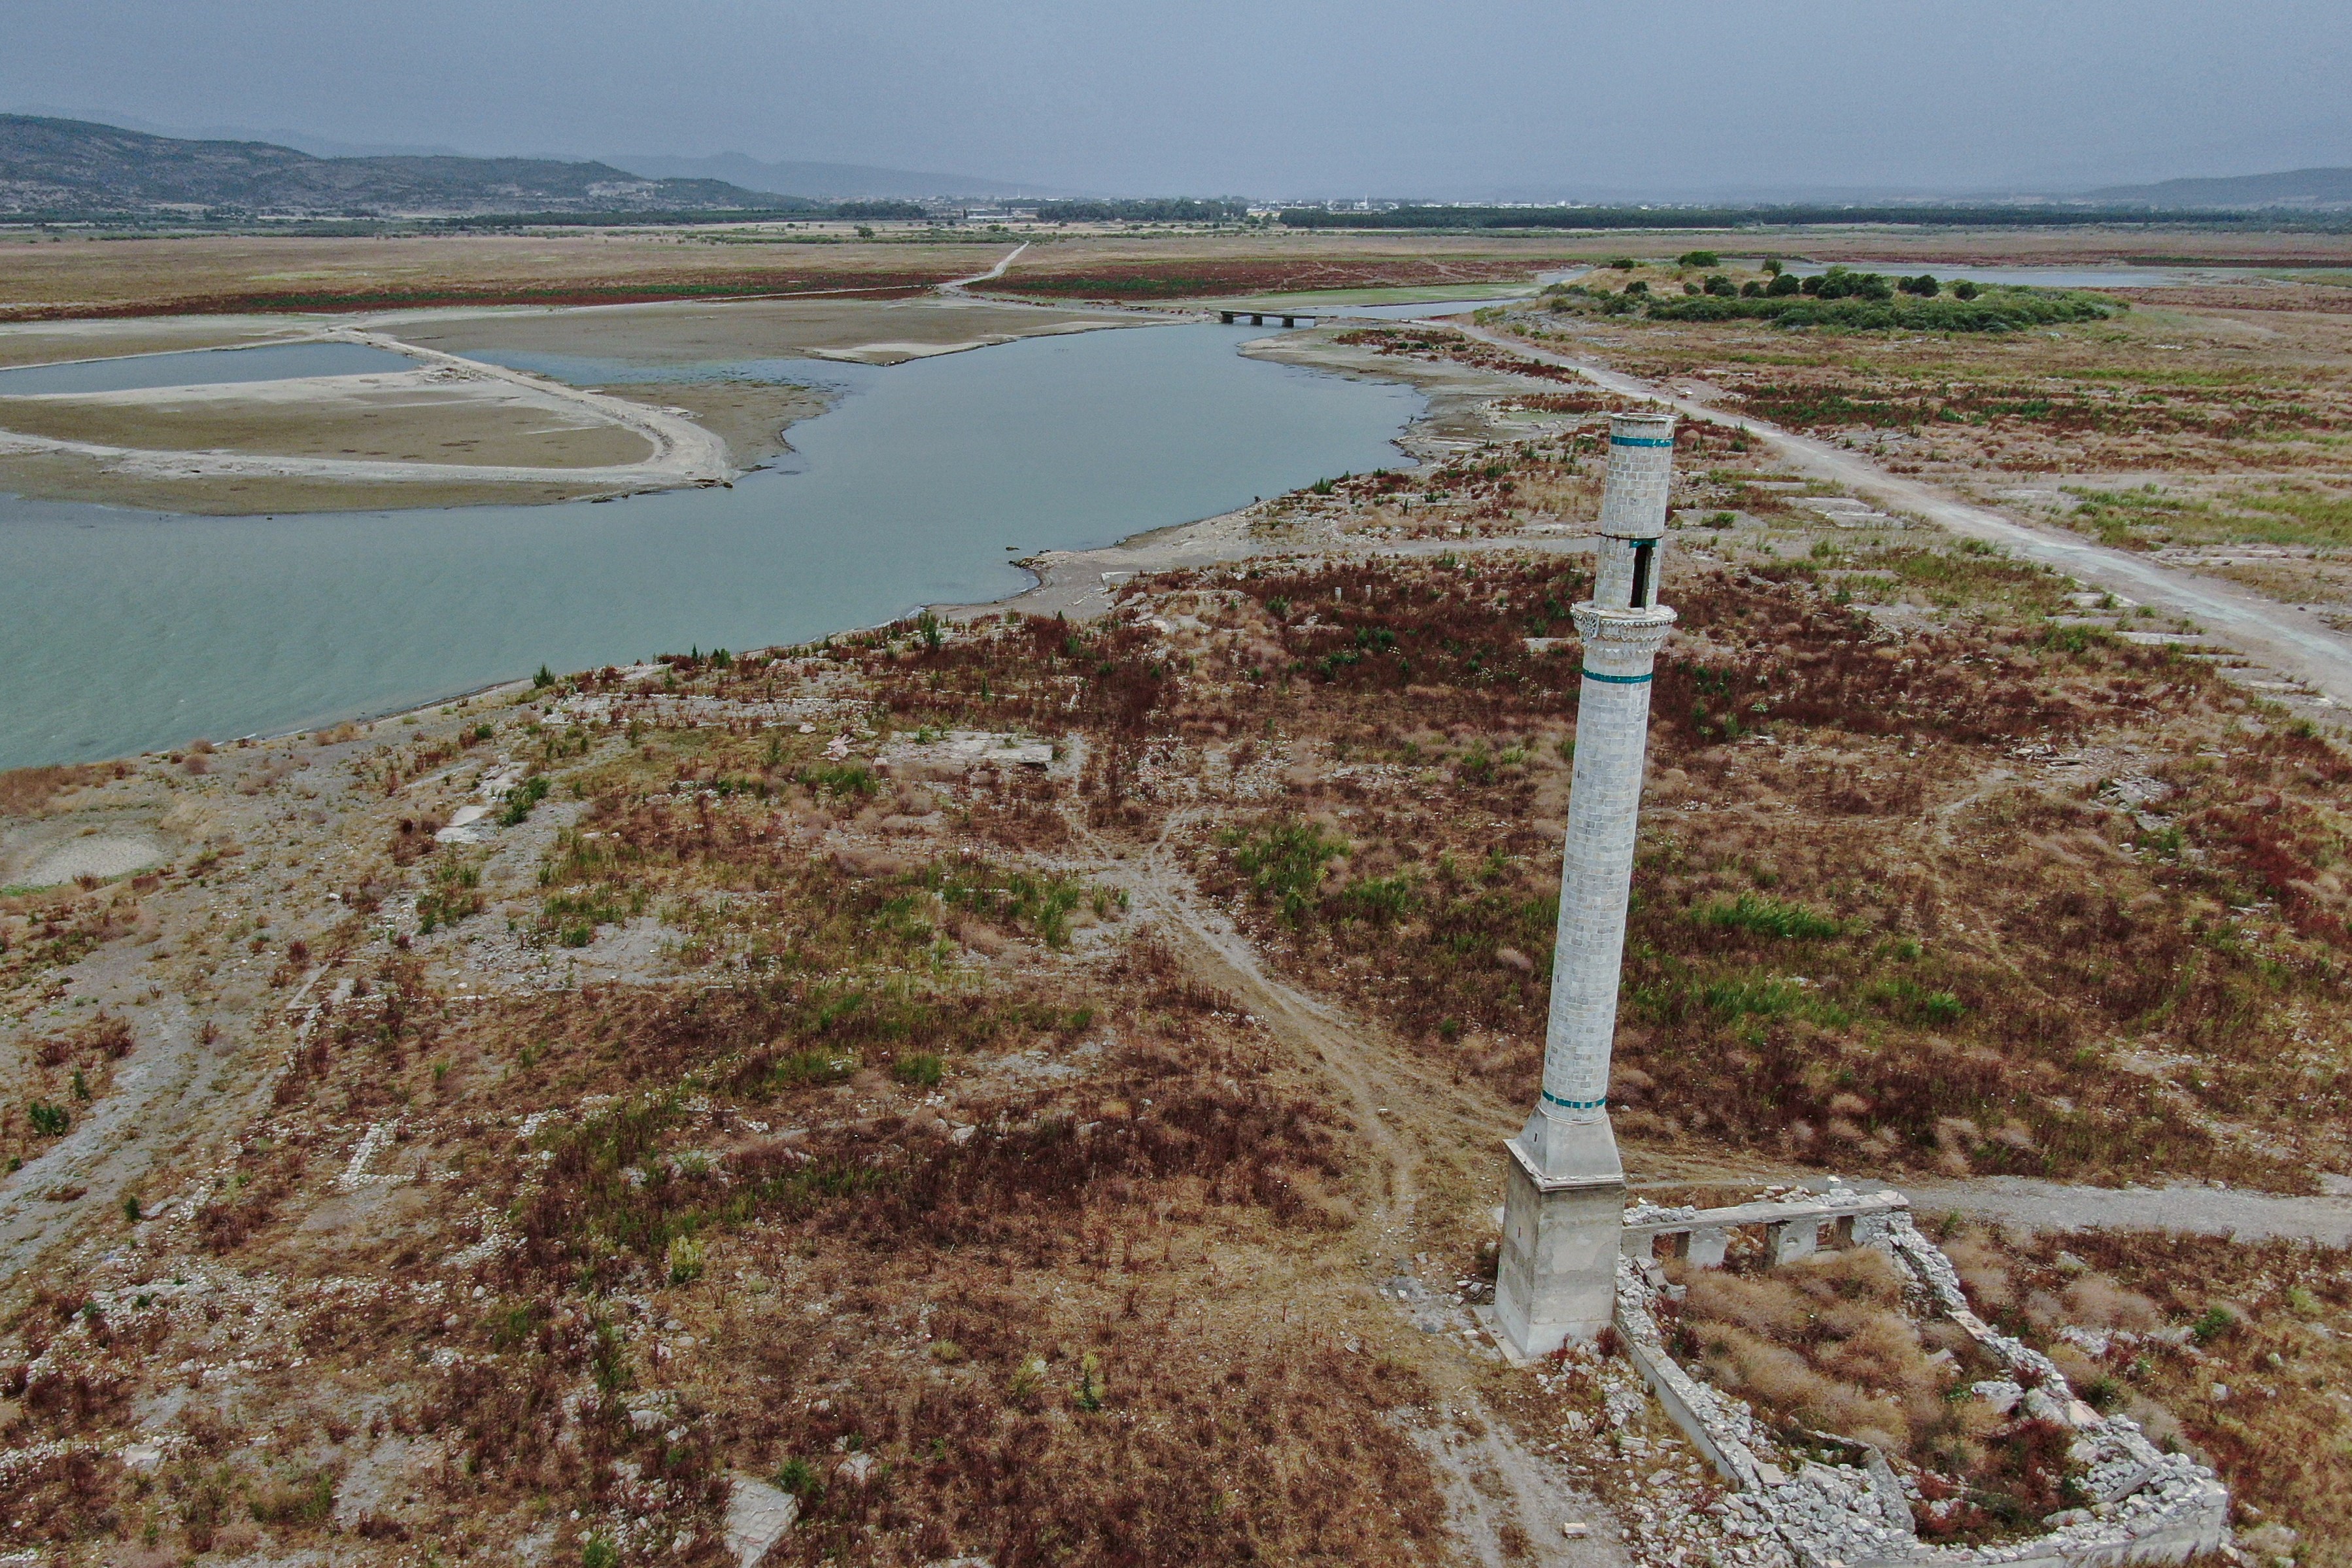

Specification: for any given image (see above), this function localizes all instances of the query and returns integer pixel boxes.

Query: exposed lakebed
[0,322,1422,767]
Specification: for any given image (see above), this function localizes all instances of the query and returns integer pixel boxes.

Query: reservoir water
[0,322,1421,768]
[0,341,417,397]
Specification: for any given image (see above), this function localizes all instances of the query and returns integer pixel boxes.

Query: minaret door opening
[1629,539,1656,609]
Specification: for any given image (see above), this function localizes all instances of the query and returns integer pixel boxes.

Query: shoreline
[3,318,1531,771]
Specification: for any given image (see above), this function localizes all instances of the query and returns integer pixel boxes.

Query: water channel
[0,341,415,396]
[0,322,1423,768]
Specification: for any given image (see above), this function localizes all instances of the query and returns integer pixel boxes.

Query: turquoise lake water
[0,322,1422,767]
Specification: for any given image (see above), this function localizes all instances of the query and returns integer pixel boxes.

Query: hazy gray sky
[9,0,2349,196]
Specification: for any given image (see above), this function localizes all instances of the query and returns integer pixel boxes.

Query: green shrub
[1702,978,1800,1018]
[891,1052,946,1087]
[499,774,551,827]
[1224,817,1350,924]
[1647,279,2117,334]
[771,1050,855,1088]
[798,762,879,798]
[775,1457,823,1499]
[27,1101,69,1136]
[2039,622,2115,657]
[1340,875,1416,926]
[1677,249,1720,267]
[925,858,1088,946]
[1863,975,1966,1024]
[418,857,486,932]
[1695,893,1842,940]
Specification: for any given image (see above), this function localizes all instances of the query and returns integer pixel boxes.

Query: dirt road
[1097,811,1630,1568]
[942,242,1031,296]
[1459,324,2352,708]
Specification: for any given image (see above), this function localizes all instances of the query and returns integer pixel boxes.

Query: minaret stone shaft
[1496,409,1678,1358]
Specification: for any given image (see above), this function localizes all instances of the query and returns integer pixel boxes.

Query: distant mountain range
[6,111,2349,220]
[605,150,1063,201]
[2079,167,2352,210]
[0,114,816,218]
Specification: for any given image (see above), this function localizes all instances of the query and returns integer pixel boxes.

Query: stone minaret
[1496,409,1678,1357]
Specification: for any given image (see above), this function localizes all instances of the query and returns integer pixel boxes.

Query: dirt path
[1895,1174,2352,1244]
[1632,1153,2352,1246]
[1458,324,2352,707]
[1095,813,1628,1567]
[941,243,1031,296]
[0,963,310,1281]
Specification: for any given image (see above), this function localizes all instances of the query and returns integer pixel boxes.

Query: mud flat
[0,369,656,467]
[0,296,1146,512]
[0,314,315,369]
[381,294,1141,367]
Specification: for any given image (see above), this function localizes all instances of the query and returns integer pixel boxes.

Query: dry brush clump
[1655,1246,2088,1542]
[751,1329,1442,1568]
[1089,539,2352,1187]
[1988,1227,2352,1568]
[1482,290,2352,485]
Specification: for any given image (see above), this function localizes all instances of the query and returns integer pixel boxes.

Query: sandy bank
[378,294,1141,368]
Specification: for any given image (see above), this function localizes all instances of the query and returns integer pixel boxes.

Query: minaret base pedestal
[1494,1138,1625,1359]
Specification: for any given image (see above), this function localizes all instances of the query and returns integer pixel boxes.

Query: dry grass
[1919,1224,2352,1568]
[1477,279,2352,564]
[0,762,109,817]
[1658,1245,2092,1543]
[10,278,2352,1556]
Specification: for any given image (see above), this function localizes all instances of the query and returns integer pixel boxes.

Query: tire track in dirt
[0,968,326,1282]
[1090,811,1630,1567]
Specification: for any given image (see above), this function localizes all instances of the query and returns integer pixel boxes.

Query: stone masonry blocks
[1497,1145,1626,1357]
[1597,411,1677,539]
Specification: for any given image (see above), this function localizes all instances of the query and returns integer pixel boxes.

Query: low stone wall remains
[1612,1191,2230,1568]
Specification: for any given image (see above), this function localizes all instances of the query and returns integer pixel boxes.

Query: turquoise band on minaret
[1609,434,1675,447]
[1580,668,1652,685]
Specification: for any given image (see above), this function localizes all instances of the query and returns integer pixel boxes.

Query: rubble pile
[1610,1196,2232,1568]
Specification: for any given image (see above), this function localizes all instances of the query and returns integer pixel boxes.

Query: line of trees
[1277,204,2328,231]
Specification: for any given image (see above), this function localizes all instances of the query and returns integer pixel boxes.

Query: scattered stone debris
[1606,1195,2230,1568]
[723,1473,800,1567]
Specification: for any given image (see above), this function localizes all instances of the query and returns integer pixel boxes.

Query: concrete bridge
[1216,309,1317,327]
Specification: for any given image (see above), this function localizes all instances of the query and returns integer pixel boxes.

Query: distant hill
[0,114,816,218]
[2081,168,2352,210]
[607,150,1062,201]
